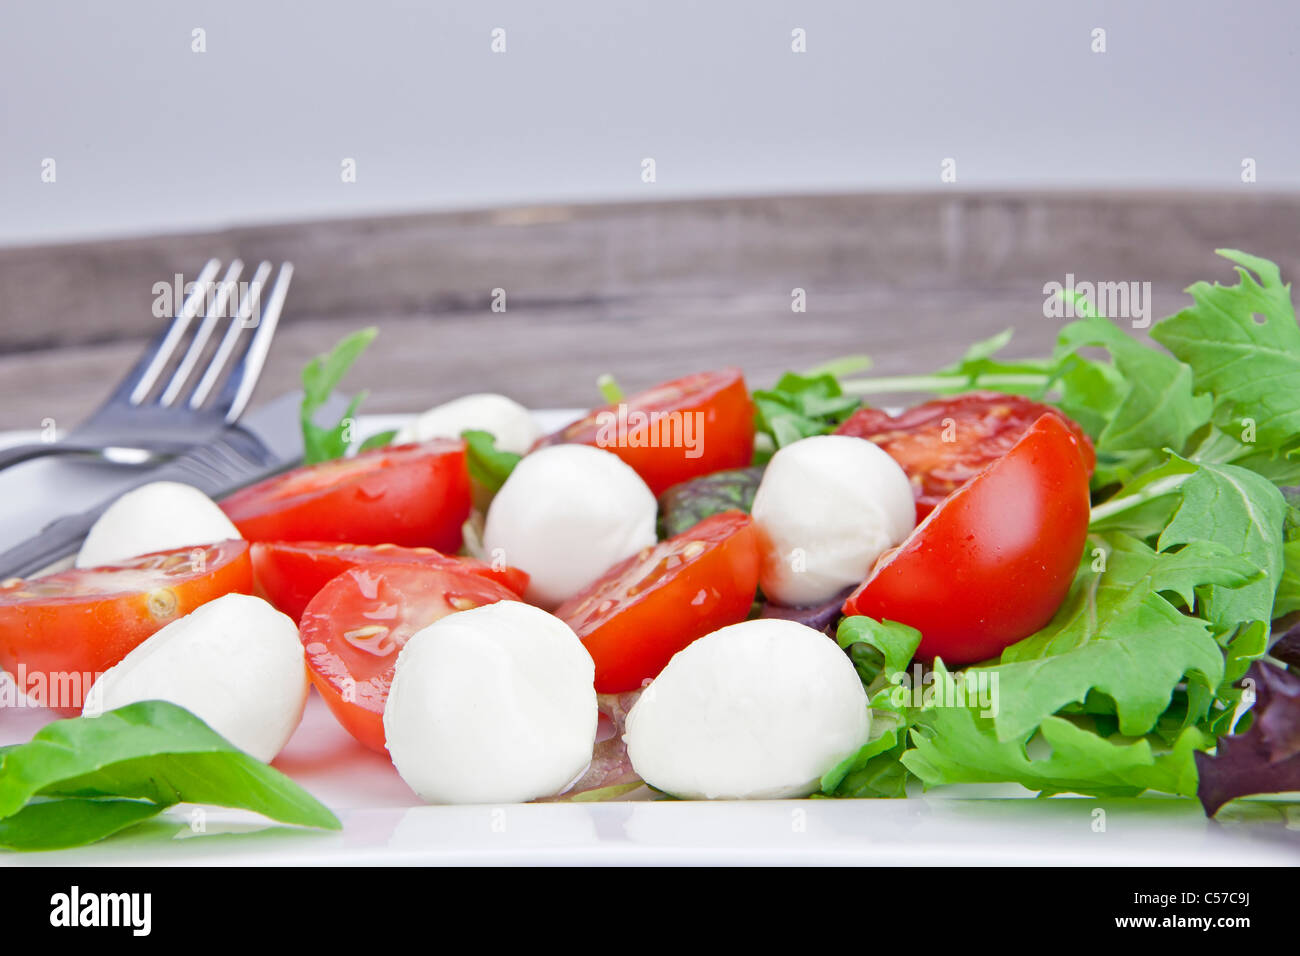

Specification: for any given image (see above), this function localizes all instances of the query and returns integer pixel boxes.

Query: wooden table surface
[1,190,1297,431]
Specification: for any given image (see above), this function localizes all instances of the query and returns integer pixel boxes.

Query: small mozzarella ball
[77,481,242,569]
[483,445,656,608]
[751,434,915,606]
[383,601,597,804]
[394,393,541,455]
[624,619,869,799]
[83,594,307,762]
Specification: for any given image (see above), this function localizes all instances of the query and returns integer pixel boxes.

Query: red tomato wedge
[0,540,253,711]
[535,369,756,496]
[554,511,761,693]
[299,563,518,752]
[221,440,471,552]
[836,392,1095,519]
[843,414,1091,666]
[250,541,528,623]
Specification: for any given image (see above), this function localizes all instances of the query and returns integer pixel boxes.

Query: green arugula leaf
[0,701,339,850]
[1152,249,1300,454]
[1056,316,1213,455]
[300,327,378,464]
[940,328,1056,394]
[462,429,522,493]
[752,372,861,449]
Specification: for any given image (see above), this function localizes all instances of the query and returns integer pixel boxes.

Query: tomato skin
[555,511,761,693]
[250,541,528,623]
[536,369,756,496]
[221,440,471,553]
[836,392,1095,519]
[0,541,253,712]
[843,414,1091,666]
[299,563,517,752]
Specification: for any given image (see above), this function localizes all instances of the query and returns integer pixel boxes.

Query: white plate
[0,412,1297,866]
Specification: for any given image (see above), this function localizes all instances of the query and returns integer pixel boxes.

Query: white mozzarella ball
[482,444,656,608]
[394,393,541,455]
[77,481,242,569]
[750,434,915,606]
[383,601,598,804]
[624,619,869,799]
[83,594,308,763]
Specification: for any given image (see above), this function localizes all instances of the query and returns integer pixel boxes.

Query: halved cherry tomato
[221,440,471,552]
[299,563,517,752]
[843,414,1091,666]
[535,369,755,496]
[0,541,253,711]
[250,541,529,623]
[836,392,1095,519]
[555,511,761,693]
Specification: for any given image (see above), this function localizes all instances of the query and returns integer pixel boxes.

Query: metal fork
[0,258,292,473]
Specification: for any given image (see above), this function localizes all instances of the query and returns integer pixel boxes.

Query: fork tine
[159,259,244,406]
[128,258,222,405]
[216,261,293,424]
[189,260,273,410]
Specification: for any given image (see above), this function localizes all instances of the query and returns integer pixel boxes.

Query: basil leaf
[0,701,340,849]
[0,798,164,851]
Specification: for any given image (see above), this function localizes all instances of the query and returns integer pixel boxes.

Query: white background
[2,0,1298,247]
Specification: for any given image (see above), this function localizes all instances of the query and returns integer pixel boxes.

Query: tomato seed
[147,588,178,620]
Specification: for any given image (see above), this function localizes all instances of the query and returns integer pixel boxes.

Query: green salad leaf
[814,251,1300,808]
[1155,458,1285,632]
[903,664,1208,798]
[1056,317,1212,454]
[0,701,339,851]
[300,327,379,464]
[1275,539,1300,619]
[462,429,522,493]
[1152,250,1300,453]
[992,534,1253,740]
[657,466,764,539]
[0,799,165,852]
[818,618,922,798]
[752,372,861,450]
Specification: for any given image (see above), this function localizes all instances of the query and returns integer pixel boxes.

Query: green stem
[596,373,625,404]
[1088,473,1191,525]
[804,354,874,378]
[838,372,1051,396]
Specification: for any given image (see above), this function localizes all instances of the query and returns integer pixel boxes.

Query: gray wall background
[2,0,1297,247]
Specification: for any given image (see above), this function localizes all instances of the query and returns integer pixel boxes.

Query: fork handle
[0,509,102,578]
[0,442,167,472]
